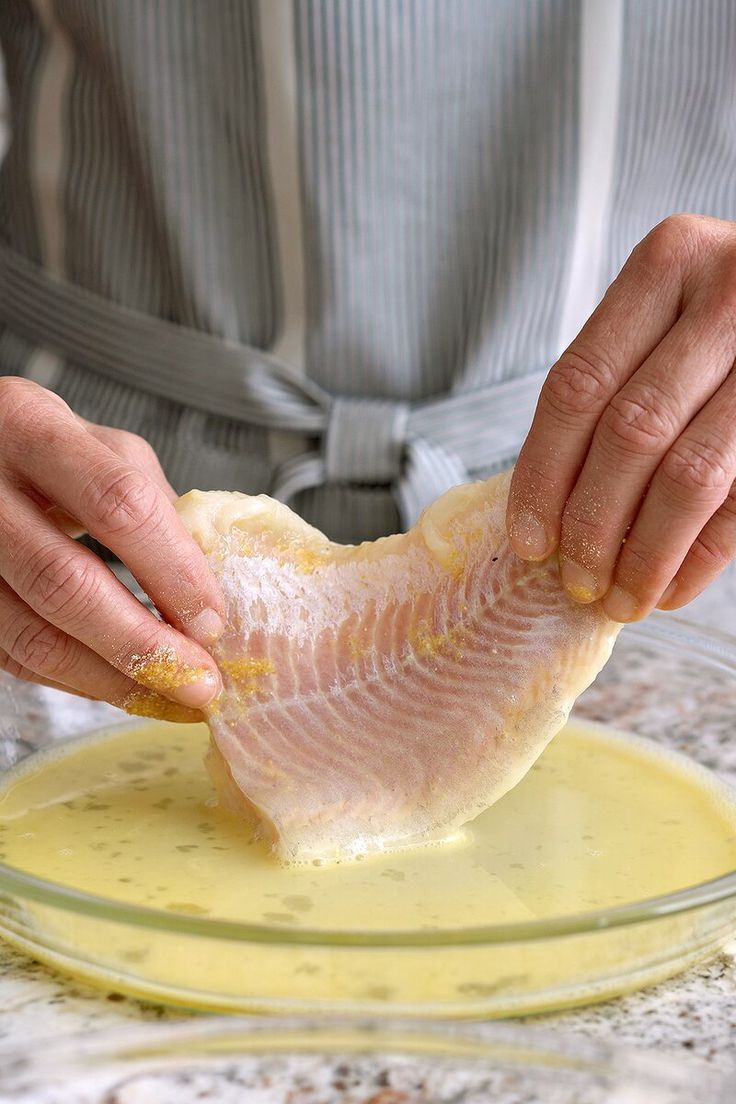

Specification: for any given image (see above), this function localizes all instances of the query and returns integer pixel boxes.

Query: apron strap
[0,245,545,525]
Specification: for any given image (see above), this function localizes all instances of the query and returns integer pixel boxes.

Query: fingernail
[604,585,639,623]
[170,670,221,708]
[186,607,225,646]
[560,561,600,603]
[658,579,678,609]
[509,512,550,560]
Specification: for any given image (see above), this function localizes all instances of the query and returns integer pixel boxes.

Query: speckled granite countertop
[0,566,735,1102]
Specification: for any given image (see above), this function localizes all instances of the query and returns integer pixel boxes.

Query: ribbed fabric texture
[294,0,579,399]
[604,0,736,285]
[0,1,734,540]
[0,1,44,264]
[0,245,546,528]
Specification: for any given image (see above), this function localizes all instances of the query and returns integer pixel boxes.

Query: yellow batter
[0,719,735,1013]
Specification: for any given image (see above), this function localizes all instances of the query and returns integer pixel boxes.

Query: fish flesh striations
[176,472,620,864]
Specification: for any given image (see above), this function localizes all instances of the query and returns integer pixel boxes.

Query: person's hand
[0,378,224,718]
[507,214,736,622]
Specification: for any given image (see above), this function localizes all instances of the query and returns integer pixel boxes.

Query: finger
[0,647,97,698]
[602,376,736,621]
[657,481,736,611]
[48,426,174,535]
[508,217,692,560]
[0,576,204,722]
[18,419,172,537]
[82,421,178,501]
[8,400,223,643]
[558,304,731,601]
[57,452,219,637]
[120,690,204,722]
[0,587,203,724]
[45,505,86,538]
[0,489,221,708]
[0,574,139,702]
[0,645,203,722]
[17,487,85,538]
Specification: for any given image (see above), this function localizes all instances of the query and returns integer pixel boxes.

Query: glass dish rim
[0,1014,729,1090]
[1,613,735,950]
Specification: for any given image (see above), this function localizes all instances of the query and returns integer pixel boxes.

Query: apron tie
[271,395,468,523]
[0,244,545,527]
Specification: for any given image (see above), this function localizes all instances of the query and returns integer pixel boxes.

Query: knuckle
[560,502,607,558]
[0,650,24,679]
[0,375,41,415]
[171,551,208,596]
[128,435,159,470]
[510,458,560,513]
[617,539,660,587]
[661,437,733,498]
[720,480,736,518]
[0,375,64,420]
[123,620,170,672]
[634,214,701,272]
[0,375,26,406]
[125,429,155,455]
[543,350,613,421]
[131,611,167,653]
[23,549,100,621]
[708,264,736,328]
[687,529,731,574]
[600,390,676,457]
[0,378,65,452]
[106,428,158,468]
[88,468,164,539]
[8,617,72,678]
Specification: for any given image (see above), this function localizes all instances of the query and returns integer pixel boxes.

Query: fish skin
[176,472,621,864]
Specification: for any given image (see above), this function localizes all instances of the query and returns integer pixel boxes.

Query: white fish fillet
[177,472,620,863]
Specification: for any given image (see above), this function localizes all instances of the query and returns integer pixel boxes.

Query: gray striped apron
[0,244,545,526]
[2,1,736,541]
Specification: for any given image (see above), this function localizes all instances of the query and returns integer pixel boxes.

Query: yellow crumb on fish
[447,526,484,577]
[296,548,328,573]
[442,545,465,579]
[288,545,331,573]
[230,530,253,557]
[408,619,465,660]
[220,656,276,696]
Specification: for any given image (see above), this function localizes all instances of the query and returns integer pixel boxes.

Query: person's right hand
[0,377,225,720]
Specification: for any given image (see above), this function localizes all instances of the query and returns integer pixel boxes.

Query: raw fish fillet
[177,472,620,863]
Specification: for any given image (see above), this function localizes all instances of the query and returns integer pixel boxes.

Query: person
[0,1,734,718]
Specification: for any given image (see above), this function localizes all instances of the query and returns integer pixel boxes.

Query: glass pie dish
[0,615,735,1018]
[2,1016,734,1103]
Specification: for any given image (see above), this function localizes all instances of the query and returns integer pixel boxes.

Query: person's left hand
[507,213,736,622]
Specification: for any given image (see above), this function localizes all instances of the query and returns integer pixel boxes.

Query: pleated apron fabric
[1,1,736,541]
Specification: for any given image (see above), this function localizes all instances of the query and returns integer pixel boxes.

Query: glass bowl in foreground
[1,1017,733,1104]
[0,615,734,1017]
